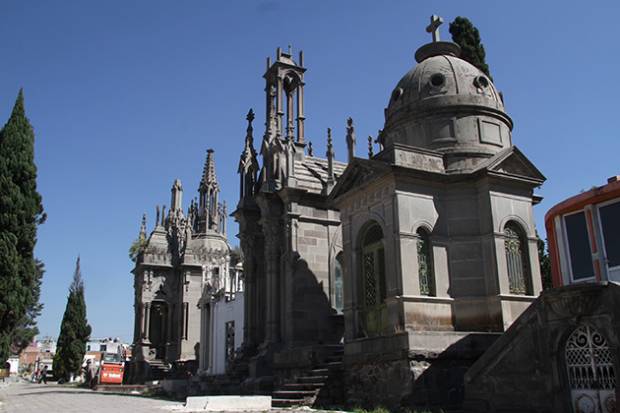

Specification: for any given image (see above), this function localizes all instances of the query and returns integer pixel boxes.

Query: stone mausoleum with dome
[327,15,546,408]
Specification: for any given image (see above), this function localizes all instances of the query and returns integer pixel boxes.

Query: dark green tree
[449,17,492,80]
[538,237,552,290]
[53,257,91,381]
[10,260,44,355]
[0,90,45,364]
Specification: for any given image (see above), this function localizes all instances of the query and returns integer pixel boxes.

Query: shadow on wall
[345,333,498,412]
[293,257,344,345]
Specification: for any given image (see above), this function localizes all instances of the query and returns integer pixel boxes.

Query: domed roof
[386,52,505,122]
[381,41,513,173]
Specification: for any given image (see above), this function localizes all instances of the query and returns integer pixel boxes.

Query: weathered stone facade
[465,283,620,413]
[232,49,346,387]
[128,150,231,382]
[326,19,546,410]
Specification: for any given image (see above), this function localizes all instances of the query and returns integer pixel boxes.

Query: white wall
[7,357,19,374]
[209,292,244,375]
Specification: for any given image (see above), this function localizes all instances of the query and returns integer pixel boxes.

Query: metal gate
[565,325,616,413]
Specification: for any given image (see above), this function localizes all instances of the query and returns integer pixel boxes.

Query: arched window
[361,222,386,307]
[417,228,434,296]
[504,222,531,294]
[332,252,344,313]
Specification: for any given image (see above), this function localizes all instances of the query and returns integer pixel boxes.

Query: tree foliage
[449,17,492,80]
[538,237,552,290]
[10,260,45,355]
[53,257,91,381]
[0,90,45,364]
[128,238,146,262]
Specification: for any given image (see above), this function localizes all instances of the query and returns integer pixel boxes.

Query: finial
[326,128,335,184]
[346,117,355,163]
[288,44,292,55]
[426,15,444,42]
[307,141,313,157]
[161,205,166,226]
[245,109,255,146]
[368,136,374,158]
[139,213,147,241]
[155,205,160,226]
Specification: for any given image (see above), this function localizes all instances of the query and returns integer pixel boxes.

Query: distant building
[128,150,233,382]
[18,337,56,374]
[84,337,130,368]
[546,175,620,286]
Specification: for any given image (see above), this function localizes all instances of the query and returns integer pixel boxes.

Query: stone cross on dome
[426,14,444,42]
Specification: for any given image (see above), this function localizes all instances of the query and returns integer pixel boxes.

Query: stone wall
[345,332,497,411]
[464,282,620,413]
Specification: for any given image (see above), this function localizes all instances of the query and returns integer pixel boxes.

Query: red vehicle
[98,353,124,385]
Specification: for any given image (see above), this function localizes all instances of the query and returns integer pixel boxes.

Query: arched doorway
[565,324,616,413]
[149,301,168,360]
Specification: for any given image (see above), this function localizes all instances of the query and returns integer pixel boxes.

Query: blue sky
[1,1,619,341]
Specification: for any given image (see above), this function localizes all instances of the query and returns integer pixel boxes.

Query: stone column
[241,234,256,349]
[263,218,281,345]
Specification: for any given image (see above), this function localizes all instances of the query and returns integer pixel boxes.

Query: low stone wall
[464,283,620,413]
[345,333,498,411]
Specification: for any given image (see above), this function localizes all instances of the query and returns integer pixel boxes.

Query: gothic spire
[200,149,219,191]
[239,109,258,173]
[197,149,220,234]
[239,109,259,200]
[346,117,355,162]
[139,213,147,241]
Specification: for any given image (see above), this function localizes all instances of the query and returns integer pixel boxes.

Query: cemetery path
[0,380,183,413]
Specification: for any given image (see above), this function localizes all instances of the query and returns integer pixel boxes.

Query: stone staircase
[271,345,344,408]
[148,359,170,381]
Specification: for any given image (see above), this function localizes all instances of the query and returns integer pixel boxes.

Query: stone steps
[272,398,308,408]
[148,360,170,380]
[281,382,325,391]
[271,344,344,408]
[296,375,328,383]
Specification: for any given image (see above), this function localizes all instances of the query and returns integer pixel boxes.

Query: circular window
[474,76,489,88]
[430,73,445,87]
[391,88,403,102]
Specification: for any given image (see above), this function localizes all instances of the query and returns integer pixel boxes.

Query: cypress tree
[0,90,45,364]
[538,237,552,290]
[449,17,492,80]
[53,257,92,382]
[10,260,45,355]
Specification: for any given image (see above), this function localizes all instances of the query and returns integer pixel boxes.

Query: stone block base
[184,395,272,411]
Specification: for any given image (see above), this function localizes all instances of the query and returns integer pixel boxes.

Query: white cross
[426,15,444,42]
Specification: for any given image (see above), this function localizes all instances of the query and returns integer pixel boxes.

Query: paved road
[0,380,183,413]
